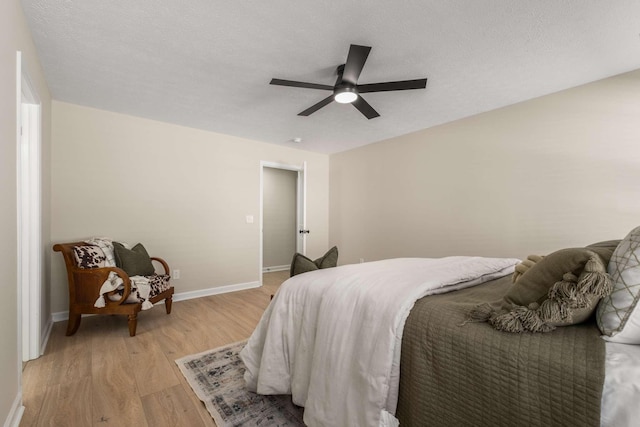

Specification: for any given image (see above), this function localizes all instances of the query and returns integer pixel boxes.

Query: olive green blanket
[396,275,605,427]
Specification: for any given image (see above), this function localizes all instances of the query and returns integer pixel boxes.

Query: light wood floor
[20,271,289,427]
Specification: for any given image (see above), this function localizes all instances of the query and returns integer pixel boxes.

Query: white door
[17,51,43,362]
[297,161,308,254]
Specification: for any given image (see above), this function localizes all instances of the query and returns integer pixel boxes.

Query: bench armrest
[151,257,170,275]
[71,266,132,305]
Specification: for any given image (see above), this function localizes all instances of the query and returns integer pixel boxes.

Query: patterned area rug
[176,340,305,427]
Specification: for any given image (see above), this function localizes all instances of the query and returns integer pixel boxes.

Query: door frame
[259,161,306,284]
[17,51,43,362]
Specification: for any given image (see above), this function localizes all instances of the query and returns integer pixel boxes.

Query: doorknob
[299,229,310,234]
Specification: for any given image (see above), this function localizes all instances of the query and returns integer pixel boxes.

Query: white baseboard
[262,265,289,273]
[51,310,69,323]
[172,281,261,302]
[51,280,262,322]
[3,391,24,427]
[40,317,53,356]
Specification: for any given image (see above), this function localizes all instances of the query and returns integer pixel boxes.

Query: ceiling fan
[270,44,428,119]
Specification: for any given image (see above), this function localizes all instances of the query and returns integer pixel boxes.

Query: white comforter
[240,256,519,427]
[601,342,640,426]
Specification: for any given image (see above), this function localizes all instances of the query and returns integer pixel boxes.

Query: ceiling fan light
[334,88,358,104]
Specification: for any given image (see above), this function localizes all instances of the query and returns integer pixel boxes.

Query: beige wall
[0,0,51,424]
[263,167,297,269]
[51,101,329,313]
[330,70,640,265]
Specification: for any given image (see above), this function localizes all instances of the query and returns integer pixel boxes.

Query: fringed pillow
[512,254,544,283]
[471,242,618,333]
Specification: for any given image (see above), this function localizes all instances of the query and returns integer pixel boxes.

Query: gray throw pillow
[290,246,338,277]
[113,242,155,276]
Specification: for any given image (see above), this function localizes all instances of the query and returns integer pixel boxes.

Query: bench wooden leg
[128,313,138,337]
[165,296,173,314]
[66,313,81,336]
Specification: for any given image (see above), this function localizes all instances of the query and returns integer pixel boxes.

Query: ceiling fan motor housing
[334,86,358,103]
[333,64,358,103]
[270,44,427,119]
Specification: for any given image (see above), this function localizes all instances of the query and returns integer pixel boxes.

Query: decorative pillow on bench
[290,246,339,277]
[113,242,155,276]
[73,245,107,269]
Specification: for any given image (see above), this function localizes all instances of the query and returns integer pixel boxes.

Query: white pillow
[597,226,640,343]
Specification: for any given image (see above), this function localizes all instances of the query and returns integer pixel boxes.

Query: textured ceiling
[21,0,640,154]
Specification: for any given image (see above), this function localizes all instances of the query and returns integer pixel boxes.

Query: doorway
[17,51,43,362]
[263,167,297,272]
[259,161,307,284]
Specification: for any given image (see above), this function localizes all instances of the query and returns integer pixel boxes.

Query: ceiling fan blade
[298,95,335,116]
[357,78,427,93]
[270,78,333,91]
[341,44,371,85]
[352,96,380,119]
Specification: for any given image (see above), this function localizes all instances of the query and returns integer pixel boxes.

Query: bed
[396,273,640,427]
[240,237,640,427]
